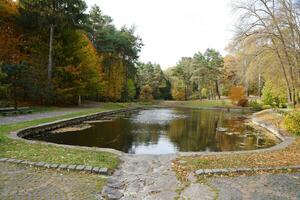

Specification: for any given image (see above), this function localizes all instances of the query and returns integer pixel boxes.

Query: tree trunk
[13,76,18,109]
[48,24,54,81]
[78,95,82,106]
[215,80,221,100]
[258,64,262,97]
[185,86,188,101]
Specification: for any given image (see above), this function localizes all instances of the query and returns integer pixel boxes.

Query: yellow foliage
[172,87,185,101]
[101,53,126,102]
[228,86,245,105]
[139,85,153,101]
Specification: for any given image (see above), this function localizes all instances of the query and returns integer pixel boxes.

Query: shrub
[172,87,185,101]
[201,88,208,99]
[237,98,248,107]
[284,111,300,135]
[261,81,287,108]
[261,105,272,110]
[139,85,153,101]
[228,86,246,105]
[249,100,263,111]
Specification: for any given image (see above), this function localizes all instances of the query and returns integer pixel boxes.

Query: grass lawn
[0,103,139,169]
[161,99,234,108]
[173,110,300,180]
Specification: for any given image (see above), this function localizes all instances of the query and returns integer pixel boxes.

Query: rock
[102,186,123,200]
[195,169,205,175]
[180,183,215,200]
[75,165,85,170]
[178,160,187,165]
[216,127,228,132]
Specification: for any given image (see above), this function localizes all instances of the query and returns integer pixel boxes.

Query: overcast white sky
[85,0,236,69]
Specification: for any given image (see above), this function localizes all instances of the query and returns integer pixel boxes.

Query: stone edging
[195,165,300,176]
[0,157,113,175]
[13,107,141,139]
[179,109,294,156]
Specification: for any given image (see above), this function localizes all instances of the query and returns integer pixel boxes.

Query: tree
[19,0,87,82]
[172,57,194,100]
[86,6,143,102]
[233,0,300,106]
[127,79,136,101]
[54,30,104,105]
[139,85,153,101]
[1,62,27,108]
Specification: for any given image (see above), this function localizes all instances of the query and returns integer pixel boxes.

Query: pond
[33,108,280,154]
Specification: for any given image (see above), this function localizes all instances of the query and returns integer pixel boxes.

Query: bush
[261,81,287,108]
[249,100,263,111]
[139,85,153,101]
[237,98,248,107]
[284,111,300,135]
[172,87,185,101]
[261,105,272,110]
[228,86,246,105]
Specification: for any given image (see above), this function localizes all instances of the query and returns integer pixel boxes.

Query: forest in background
[1,0,300,108]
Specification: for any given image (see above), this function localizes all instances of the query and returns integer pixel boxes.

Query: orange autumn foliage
[228,86,246,105]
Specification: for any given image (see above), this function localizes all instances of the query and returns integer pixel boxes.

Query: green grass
[163,99,234,108]
[31,106,62,113]
[0,103,138,169]
[183,100,233,107]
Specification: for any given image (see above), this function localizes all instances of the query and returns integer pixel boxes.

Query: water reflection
[34,108,279,154]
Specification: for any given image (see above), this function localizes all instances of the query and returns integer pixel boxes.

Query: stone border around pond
[13,107,142,139]
[8,107,294,157]
[0,157,113,175]
[178,109,294,156]
[8,107,145,156]
[195,165,300,176]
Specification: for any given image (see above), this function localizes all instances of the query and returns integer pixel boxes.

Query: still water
[35,108,279,154]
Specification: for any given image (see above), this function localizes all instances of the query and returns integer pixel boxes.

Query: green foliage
[262,81,287,108]
[284,111,300,135]
[127,79,136,101]
[249,100,263,111]
[54,30,104,104]
[136,62,169,99]
[170,49,224,100]
[201,88,208,98]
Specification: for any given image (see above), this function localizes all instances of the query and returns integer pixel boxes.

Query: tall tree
[19,0,87,82]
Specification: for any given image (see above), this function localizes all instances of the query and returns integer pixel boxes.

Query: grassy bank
[0,103,138,169]
[173,110,300,180]
[161,100,234,108]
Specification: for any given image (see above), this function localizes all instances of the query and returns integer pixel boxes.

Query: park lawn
[173,110,300,180]
[161,99,234,108]
[0,103,138,169]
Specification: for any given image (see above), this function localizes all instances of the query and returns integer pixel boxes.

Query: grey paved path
[0,162,105,200]
[180,173,300,200]
[0,108,86,125]
[102,154,180,200]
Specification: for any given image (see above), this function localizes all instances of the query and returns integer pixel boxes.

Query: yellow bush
[228,86,246,105]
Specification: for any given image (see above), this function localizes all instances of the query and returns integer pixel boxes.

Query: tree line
[224,0,300,107]
[169,0,300,108]
[1,0,299,107]
[0,0,145,106]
